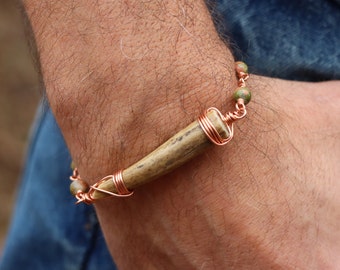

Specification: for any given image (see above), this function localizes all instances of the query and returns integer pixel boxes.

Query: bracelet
[70,61,251,204]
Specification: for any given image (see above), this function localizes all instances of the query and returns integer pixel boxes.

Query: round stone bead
[235,61,248,74]
[233,87,251,105]
[70,161,76,170]
[70,179,90,196]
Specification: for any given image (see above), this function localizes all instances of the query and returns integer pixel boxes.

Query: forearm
[23,0,238,265]
[23,1,340,269]
[23,0,235,176]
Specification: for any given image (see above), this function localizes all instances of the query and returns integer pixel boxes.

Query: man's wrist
[24,0,236,182]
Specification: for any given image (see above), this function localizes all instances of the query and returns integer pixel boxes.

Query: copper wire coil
[198,107,234,146]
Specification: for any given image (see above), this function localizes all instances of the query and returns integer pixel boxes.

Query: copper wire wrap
[110,170,133,196]
[198,63,249,146]
[198,101,247,146]
[198,107,233,145]
[70,169,133,204]
[238,72,249,87]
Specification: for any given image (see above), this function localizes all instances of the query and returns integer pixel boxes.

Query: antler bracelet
[70,61,251,204]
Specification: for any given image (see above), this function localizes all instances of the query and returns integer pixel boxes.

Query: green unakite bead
[70,161,76,170]
[235,61,248,74]
[70,179,90,196]
[233,87,251,105]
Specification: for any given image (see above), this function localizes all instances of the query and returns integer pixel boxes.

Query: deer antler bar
[69,61,251,204]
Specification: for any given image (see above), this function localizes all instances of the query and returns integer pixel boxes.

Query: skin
[23,0,340,269]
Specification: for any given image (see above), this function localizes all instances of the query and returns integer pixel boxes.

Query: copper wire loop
[198,107,233,146]
[71,168,133,204]
[199,64,249,145]
[198,100,247,146]
[238,72,249,87]
[75,190,94,205]
[70,168,80,181]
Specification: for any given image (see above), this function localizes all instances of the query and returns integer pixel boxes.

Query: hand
[93,78,340,269]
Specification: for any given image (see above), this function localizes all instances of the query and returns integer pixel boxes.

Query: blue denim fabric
[1,1,339,269]
[214,0,340,81]
[0,103,116,270]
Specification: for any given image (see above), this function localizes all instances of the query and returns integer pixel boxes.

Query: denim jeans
[0,104,116,270]
[1,1,339,269]
[213,0,340,81]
